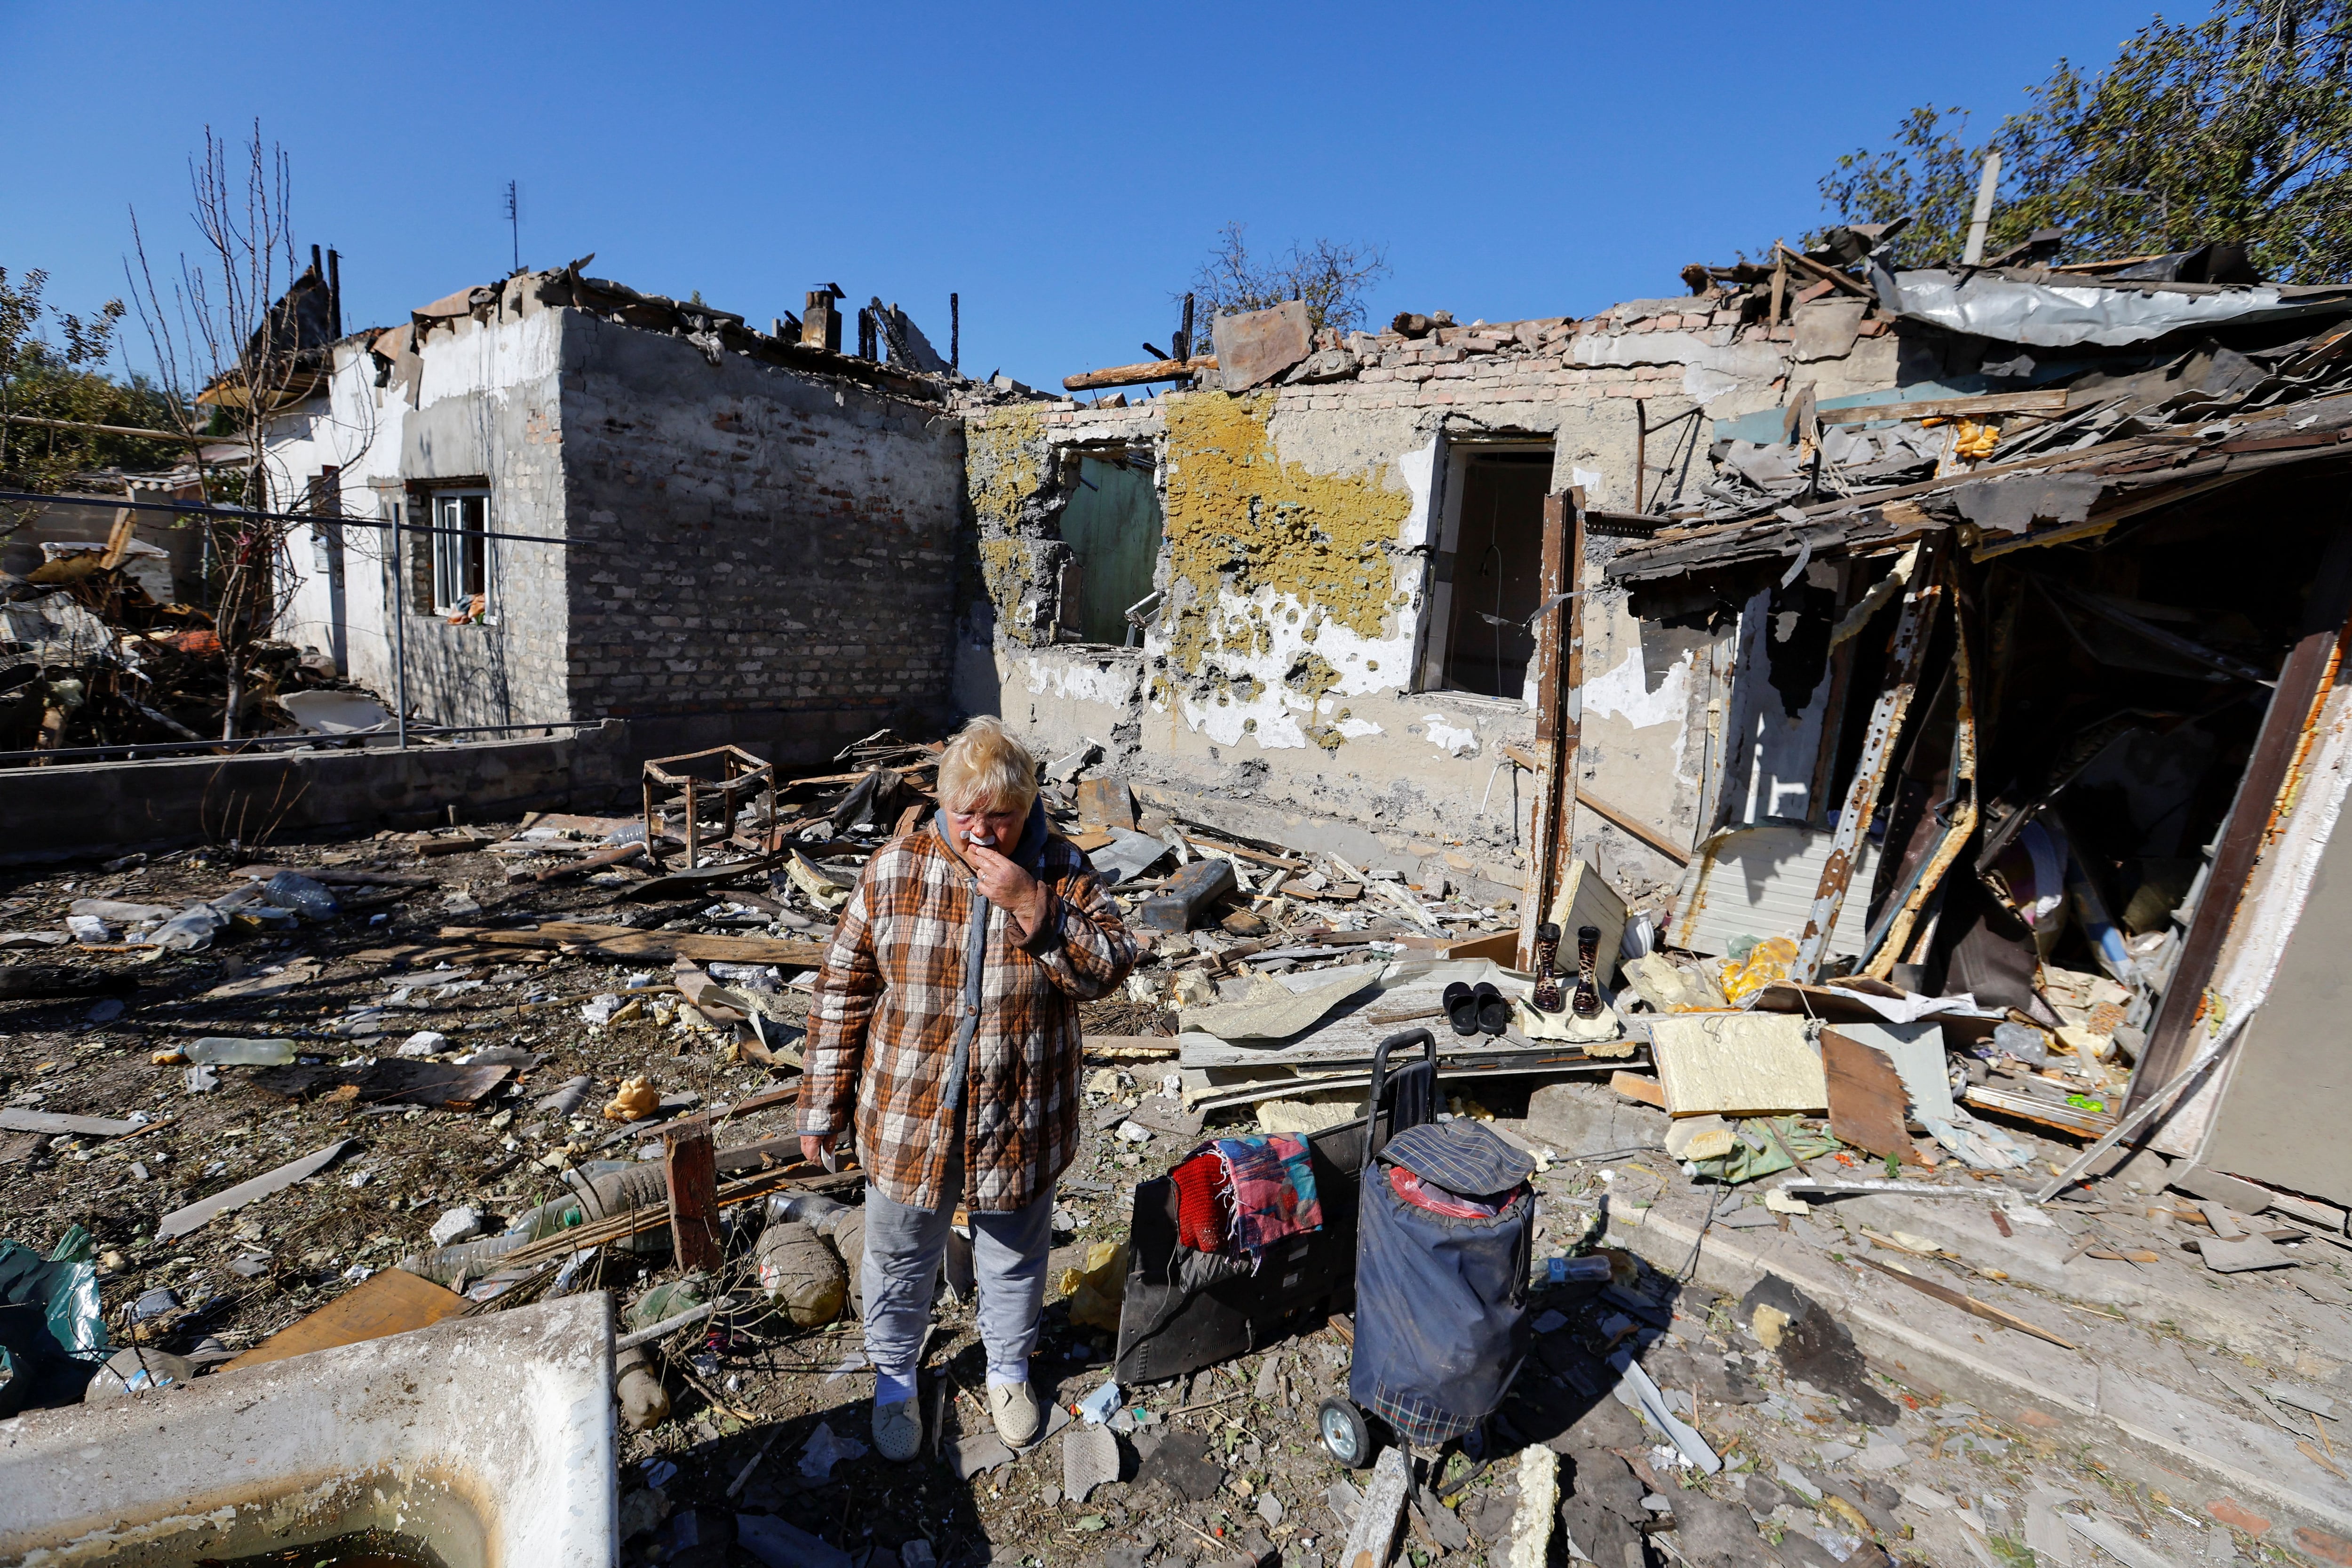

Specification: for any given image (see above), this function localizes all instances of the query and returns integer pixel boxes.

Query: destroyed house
[250,239,2352,1213]
[264,264,972,758]
[954,288,1898,914]
[260,256,1892,900]
[1595,257,2352,1208]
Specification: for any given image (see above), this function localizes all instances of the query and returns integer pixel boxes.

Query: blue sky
[5,1,2174,392]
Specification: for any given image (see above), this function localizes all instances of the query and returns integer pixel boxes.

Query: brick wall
[556,315,966,762]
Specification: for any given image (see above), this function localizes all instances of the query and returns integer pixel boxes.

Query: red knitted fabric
[1171,1151,1230,1251]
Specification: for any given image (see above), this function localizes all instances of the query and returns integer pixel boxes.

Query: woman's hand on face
[964,838,1050,932]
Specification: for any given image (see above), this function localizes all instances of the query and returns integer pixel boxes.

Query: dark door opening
[1057,454,1162,646]
[1439,452,1551,699]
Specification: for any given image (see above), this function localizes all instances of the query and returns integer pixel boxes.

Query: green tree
[1819,0,2352,281]
[0,268,184,513]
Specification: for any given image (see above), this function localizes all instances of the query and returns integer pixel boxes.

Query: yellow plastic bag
[1059,1240,1128,1333]
[1718,936,1798,1003]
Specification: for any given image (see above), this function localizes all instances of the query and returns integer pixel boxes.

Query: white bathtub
[0,1292,616,1567]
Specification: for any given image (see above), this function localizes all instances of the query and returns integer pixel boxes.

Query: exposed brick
[2300,1528,2352,1565]
[2205,1498,2271,1536]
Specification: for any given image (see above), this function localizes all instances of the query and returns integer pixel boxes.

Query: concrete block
[1522,1081,1666,1157]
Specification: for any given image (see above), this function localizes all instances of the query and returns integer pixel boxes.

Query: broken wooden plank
[1822,1028,1923,1166]
[250,1060,512,1110]
[438,922,825,967]
[156,1140,351,1241]
[1136,858,1238,932]
[1965,1083,2115,1139]
[235,863,442,888]
[1854,1253,2078,1349]
[0,1107,142,1138]
[1062,355,1218,392]
[666,1123,723,1273]
[1609,1070,1666,1108]
[1573,788,1691,867]
[1797,544,1945,981]
[1340,1446,1412,1568]
[1181,833,1305,871]
[409,834,494,857]
[221,1268,468,1374]
[625,854,779,901]
[1819,388,2071,427]
[1436,931,1519,963]
[534,841,647,884]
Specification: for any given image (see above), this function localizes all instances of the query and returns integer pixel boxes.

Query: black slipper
[1473,981,1511,1036]
[1443,981,1480,1036]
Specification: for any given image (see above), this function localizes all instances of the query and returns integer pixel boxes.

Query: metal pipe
[391,502,410,749]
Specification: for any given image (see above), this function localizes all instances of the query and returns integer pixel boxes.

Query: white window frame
[429,489,493,619]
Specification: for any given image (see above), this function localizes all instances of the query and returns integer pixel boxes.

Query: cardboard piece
[1547,859,1628,987]
[221,1267,468,1373]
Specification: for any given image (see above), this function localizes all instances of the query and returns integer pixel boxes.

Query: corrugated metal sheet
[1671,822,1879,962]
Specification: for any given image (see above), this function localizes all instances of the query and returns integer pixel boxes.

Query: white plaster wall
[269,307,566,704]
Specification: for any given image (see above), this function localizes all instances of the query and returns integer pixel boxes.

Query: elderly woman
[798,717,1138,1461]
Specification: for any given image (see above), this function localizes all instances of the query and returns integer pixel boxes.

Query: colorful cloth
[798,814,1139,1212]
[1212,1134,1323,1254]
[1170,1151,1230,1252]
[1386,1164,1514,1219]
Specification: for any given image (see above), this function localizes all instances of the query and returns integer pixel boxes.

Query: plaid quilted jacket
[797,818,1138,1211]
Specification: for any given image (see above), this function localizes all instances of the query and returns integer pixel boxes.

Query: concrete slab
[1611,1192,2352,1544]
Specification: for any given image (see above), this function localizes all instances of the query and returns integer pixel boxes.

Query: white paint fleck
[1336,717,1383,739]
[1422,714,1480,757]
[1583,645,1693,732]
[1682,365,1740,404]
[1013,654,1136,707]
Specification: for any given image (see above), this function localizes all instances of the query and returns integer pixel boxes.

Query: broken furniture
[641,745,777,870]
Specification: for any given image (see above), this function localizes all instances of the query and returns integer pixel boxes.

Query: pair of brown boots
[1530,923,1602,1017]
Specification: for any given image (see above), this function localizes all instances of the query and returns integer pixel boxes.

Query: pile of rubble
[1,544,390,755]
[9,725,2352,1568]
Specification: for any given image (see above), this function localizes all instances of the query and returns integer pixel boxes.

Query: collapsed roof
[1606,317,2352,588]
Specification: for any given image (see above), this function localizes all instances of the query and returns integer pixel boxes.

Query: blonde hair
[938,716,1040,815]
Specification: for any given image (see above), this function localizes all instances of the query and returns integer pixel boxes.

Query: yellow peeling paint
[965,405,1047,532]
[1160,392,1412,683]
[964,405,1052,645]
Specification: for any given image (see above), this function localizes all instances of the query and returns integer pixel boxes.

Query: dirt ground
[6,823,2345,1568]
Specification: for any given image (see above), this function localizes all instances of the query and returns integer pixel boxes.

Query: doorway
[1426,446,1553,700]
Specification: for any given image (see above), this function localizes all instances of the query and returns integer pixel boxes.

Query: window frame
[427,488,493,620]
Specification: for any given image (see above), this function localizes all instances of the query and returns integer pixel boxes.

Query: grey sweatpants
[862,1139,1055,1398]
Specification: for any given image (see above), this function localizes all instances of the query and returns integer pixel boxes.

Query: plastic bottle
[263,870,341,921]
[613,1343,670,1431]
[84,1346,195,1403]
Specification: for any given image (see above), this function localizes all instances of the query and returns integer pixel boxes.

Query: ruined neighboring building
[264,266,971,760]
[959,293,1904,909]
[1596,253,2352,1202]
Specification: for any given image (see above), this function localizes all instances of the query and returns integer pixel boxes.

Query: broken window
[1422,446,1553,700]
[1054,453,1162,646]
[429,490,491,619]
